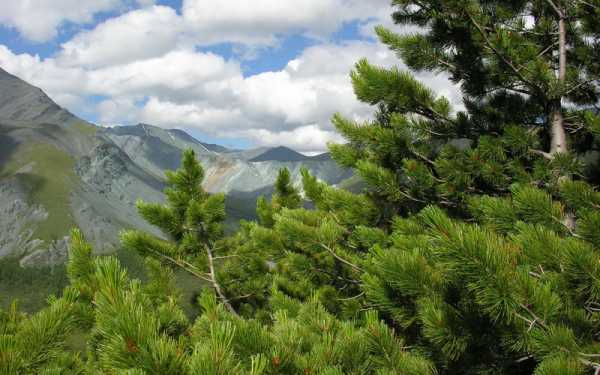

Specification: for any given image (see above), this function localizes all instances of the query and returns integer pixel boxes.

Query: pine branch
[436,58,457,71]
[414,107,453,126]
[518,303,548,329]
[212,255,239,260]
[312,267,361,285]
[577,0,599,10]
[537,42,558,58]
[337,292,365,301]
[544,0,564,18]
[410,147,436,167]
[529,149,553,160]
[205,244,239,317]
[565,77,600,95]
[397,188,427,203]
[319,243,364,272]
[466,12,540,94]
[148,248,212,283]
[578,358,600,373]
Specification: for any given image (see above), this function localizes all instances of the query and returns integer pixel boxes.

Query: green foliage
[330,0,600,220]
[4,1,600,374]
[119,149,247,315]
[0,231,435,374]
[0,289,81,374]
[364,185,600,373]
[256,168,301,227]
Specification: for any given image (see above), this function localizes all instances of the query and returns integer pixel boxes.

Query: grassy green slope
[0,143,77,243]
[70,120,98,136]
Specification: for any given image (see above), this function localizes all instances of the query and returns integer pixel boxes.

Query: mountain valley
[0,67,351,268]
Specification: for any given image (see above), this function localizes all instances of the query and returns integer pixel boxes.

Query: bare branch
[537,42,558,57]
[148,249,212,284]
[578,0,600,10]
[529,149,553,159]
[337,292,365,301]
[565,77,600,95]
[319,243,364,272]
[313,266,361,285]
[544,0,564,18]
[519,303,548,329]
[212,255,239,260]
[205,244,239,316]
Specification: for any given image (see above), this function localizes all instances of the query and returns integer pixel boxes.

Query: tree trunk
[550,101,567,154]
[550,14,568,155]
[551,12,576,230]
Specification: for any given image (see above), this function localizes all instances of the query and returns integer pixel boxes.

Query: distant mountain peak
[309,152,332,161]
[249,146,309,162]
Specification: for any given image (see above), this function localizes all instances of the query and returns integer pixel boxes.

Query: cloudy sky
[0,0,459,153]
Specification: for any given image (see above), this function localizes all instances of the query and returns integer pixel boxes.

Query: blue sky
[0,0,457,153]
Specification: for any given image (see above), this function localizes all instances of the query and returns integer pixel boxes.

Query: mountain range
[0,67,352,267]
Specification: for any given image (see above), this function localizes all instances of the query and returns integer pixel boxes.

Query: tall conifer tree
[331,0,600,219]
[120,149,237,314]
[322,1,600,373]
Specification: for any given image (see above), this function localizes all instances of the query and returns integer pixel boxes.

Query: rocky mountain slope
[0,67,350,266]
[103,124,350,194]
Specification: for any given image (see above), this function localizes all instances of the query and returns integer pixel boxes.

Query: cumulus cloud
[181,0,393,46]
[0,46,87,108]
[86,49,242,101]
[96,98,141,125]
[59,6,184,68]
[0,1,462,153]
[49,0,395,67]
[0,38,460,152]
[243,126,346,154]
[0,0,122,42]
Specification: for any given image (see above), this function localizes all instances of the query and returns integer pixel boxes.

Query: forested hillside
[1,0,599,373]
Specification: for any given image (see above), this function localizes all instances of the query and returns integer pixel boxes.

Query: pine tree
[387,0,599,157]
[234,166,387,316]
[330,0,600,220]
[256,167,302,228]
[1,226,436,374]
[363,185,600,373]
[120,149,238,315]
[3,2,600,374]
[315,0,600,372]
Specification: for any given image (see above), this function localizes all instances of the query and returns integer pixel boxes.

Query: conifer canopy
[1,1,599,374]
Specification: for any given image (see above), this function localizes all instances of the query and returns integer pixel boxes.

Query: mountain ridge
[0,68,351,266]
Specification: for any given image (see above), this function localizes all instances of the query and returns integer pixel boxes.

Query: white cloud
[0,0,463,153]
[0,46,86,108]
[181,0,393,46]
[243,125,345,154]
[0,36,461,153]
[0,0,122,42]
[97,98,140,125]
[59,6,184,68]
[49,0,394,67]
[86,49,242,101]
